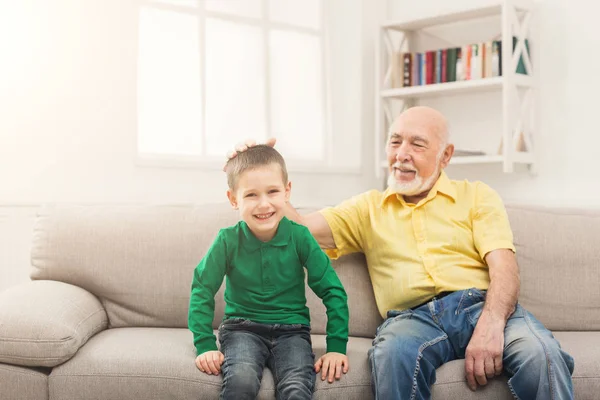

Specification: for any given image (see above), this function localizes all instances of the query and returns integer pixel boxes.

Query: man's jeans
[368,288,575,400]
[218,318,315,400]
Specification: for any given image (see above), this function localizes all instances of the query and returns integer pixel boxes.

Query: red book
[426,51,435,85]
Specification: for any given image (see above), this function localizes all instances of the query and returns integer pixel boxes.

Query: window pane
[204,0,262,19]
[270,30,324,160]
[205,18,266,156]
[269,0,320,30]
[137,7,202,155]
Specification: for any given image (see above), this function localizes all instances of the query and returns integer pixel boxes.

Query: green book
[446,47,458,82]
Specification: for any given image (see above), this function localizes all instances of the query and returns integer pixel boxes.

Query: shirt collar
[240,216,292,248]
[380,170,457,206]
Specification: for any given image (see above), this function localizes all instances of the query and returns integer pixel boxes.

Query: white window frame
[136,0,335,173]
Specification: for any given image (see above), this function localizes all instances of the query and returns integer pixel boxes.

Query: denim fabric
[368,288,575,400]
[218,318,316,400]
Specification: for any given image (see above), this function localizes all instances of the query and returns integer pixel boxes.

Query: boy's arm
[298,226,349,355]
[188,232,228,355]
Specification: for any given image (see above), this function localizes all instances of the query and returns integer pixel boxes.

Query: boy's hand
[223,138,277,171]
[314,352,349,383]
[195,351,225,375]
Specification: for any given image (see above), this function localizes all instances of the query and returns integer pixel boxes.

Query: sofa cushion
[31,203,239,330]
[507,205,600,331]
[554,331,600,399]
[0,280,107,367]
[307,253,382,339]
[48,327,600,399]
[30,204,383,337]
[0,363,49,400]
[48,327,373,400]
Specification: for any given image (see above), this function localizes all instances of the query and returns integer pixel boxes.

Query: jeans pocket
[456,288,486,311]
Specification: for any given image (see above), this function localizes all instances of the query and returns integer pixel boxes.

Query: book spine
[421,53,426,85]
[426,51,434,85]
[456,47,463,81]
[441,49,448,83]
[464,45,472,80]
[436,50,442,83]
[403,53,412,87]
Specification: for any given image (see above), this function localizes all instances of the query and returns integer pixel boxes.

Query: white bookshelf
[375,0,537,180]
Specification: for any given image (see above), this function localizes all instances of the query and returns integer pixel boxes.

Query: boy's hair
[226,144,288,190]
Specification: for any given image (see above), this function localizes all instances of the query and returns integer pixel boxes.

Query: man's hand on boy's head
[314,352,349,383]
[195,351,225,375]
[223,138,277,171]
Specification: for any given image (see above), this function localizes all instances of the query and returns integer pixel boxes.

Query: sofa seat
[554,331,600,399]
[429,331,600,400]
[48,328,372,400]
[46,327,600,400]
[0,363,49,400]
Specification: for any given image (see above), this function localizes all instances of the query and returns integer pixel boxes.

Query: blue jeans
[218,318,316,400]
[368,288,575,400]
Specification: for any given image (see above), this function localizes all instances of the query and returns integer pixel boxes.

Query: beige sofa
[0,203,598,399]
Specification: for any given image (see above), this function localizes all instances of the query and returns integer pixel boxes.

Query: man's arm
[284,202,336,250]
[465,248,520,391]
[483,249,520,319]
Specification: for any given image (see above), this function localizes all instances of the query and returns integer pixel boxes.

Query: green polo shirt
[188,217,349,355]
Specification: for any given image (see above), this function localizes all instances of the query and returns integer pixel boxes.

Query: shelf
[381,0,534,31]
[382,5,502,31]
[379,154,536,169]
[380,75,533,99]
[449,155,503,165]
[375,0,537,179]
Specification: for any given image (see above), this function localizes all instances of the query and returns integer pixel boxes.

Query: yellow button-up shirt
[320,171,515,318]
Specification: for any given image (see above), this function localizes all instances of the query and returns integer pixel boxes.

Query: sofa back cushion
[507,204,600,331]
[31,204,381,337]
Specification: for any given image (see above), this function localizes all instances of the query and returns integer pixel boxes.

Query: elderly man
[229,106,574,399]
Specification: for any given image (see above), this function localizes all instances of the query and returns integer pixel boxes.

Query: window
[137,0,329,168]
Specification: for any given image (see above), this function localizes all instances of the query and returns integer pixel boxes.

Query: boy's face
[227,163,291,242]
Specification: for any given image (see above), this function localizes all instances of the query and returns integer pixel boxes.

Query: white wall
[387,0,600,207]
[0,0,384,290]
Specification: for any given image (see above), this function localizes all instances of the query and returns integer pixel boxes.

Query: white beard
[387,165,440,196]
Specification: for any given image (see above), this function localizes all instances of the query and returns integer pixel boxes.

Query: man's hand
[314,352,349,383]
[223,138,277,171]
[464,312,505,391]
[195,351,225,375]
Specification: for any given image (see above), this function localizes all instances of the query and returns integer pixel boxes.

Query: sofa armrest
[0,280,108,367]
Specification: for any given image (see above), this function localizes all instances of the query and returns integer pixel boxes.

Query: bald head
[389,106,450,146]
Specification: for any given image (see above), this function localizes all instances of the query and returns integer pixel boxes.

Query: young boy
[188,145,350,399]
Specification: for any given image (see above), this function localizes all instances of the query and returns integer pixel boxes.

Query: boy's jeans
[368,288,575,400]
[218,318,315,400]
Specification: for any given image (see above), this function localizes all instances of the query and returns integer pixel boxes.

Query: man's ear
[227,190,238,209]
[285,181,292,202]
[440,144,454,169]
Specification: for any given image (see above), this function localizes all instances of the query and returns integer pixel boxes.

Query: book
[446,48,458,82]
[402,53,412,87]
[454,149,486,156]
[441,49,448,83]
[391,52,404,88]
